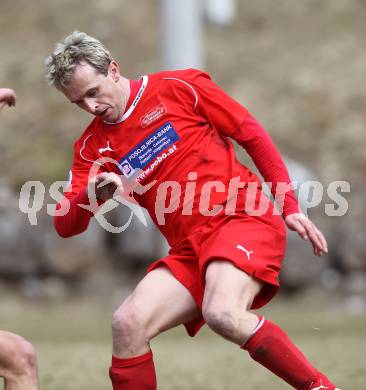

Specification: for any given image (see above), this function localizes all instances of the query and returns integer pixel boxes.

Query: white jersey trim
[163,77,198,109]
[79,133,102,165]
[251,316,265,335]
[104,75,149,125]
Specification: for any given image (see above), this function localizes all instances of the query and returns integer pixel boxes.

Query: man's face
[62,61,125,123]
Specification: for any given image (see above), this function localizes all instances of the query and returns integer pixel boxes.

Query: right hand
[88,172,124,201]
[285,212,328,256]
[0,88,16,110]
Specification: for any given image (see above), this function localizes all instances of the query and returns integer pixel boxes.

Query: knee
[202,305,255,343]
[112,303,140,338]
[5,334,38,378]
[112,301,150,342]
[202,306,238,339]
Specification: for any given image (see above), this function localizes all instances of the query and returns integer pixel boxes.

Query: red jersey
[55,69,299,245]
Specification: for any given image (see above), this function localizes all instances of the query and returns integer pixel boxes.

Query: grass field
[1,290,365,389]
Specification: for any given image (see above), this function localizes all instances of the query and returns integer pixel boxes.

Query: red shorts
[147,206,287,337]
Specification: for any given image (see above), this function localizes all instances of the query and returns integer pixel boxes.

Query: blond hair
[45,31,112,89]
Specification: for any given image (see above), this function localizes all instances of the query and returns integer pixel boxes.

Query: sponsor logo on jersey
[140,103,167,128]
[119,160,135,178]
[118,121,179,178]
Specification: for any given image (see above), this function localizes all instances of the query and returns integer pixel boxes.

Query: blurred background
[0,0,365,389]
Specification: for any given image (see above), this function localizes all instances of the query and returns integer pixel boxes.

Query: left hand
[89,172,124,201]
[285,213,328,256]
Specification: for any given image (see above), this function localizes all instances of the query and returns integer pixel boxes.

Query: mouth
[99,108,109,117]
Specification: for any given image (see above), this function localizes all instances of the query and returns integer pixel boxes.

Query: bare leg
[0,331,39,390]
[109,267,201,389]
[202,260,262,345]
[202,261,338,390]
[112,266,201,357]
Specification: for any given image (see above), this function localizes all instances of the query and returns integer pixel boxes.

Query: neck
[118,76,131,113]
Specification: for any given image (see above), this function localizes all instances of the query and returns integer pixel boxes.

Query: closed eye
[70,87,98,105]
[86,88,98,97]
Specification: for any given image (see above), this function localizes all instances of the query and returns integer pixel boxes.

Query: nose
[84,98,98,114]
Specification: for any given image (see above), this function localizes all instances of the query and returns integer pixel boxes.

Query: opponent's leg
[202,261,338,390]
[110,267,200,390]
[0,331,39,390]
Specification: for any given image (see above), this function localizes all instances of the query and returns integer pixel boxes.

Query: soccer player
[0,88,39,390]
[45,31,341,390]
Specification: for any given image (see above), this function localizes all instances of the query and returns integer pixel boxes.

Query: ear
[109,60,121,82]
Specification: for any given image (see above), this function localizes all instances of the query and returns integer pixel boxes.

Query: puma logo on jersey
[236,244,254,260]
[311,380,328,390]
[99,141,114,154]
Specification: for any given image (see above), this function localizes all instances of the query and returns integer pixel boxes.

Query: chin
[109,116,120,123]
[104,112,118,123]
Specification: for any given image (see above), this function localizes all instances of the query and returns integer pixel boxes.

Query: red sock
[109,350,156,390]
[241,317,336,390]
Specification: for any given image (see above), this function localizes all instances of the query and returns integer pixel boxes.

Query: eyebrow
[71,97,82,104]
